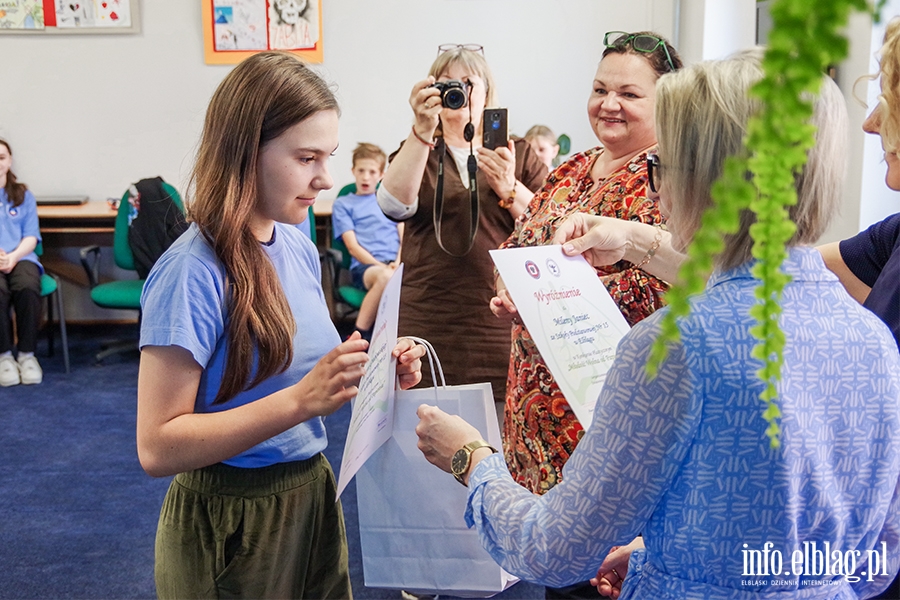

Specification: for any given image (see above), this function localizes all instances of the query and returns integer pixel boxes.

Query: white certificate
[336,264,403,499]
[490,246,630,426]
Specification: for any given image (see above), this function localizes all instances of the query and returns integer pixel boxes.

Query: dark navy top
[840,213,900,350]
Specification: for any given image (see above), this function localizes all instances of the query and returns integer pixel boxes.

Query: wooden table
[313,198,334,246]
[37,200,118,287]
[37,200,117,248]
[37,198,335,248]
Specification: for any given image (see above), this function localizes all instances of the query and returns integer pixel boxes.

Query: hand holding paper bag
[415,404,484,474]
[394,338,426,390]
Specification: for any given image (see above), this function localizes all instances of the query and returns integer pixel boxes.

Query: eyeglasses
[647,153,662,193]
[437,43,484,57]
[603,31,676,73]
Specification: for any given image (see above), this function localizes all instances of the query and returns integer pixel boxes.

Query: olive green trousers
[154,454,352,599]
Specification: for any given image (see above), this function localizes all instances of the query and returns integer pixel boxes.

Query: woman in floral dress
[492,32,682,500]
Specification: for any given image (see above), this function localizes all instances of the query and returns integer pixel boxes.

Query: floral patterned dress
[499,146,668,494]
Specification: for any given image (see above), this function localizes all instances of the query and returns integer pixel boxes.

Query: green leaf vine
[647,0,875,448]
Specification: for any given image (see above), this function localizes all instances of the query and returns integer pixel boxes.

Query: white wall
[0,0,680,204]
[1,0,685,320]
[808,9,878,245]
[6,1,886,317]
[676,0,756,64]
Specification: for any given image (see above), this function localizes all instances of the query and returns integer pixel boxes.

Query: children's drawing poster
[52,0,132,28]
[0,0,135,31]
[203,0,323,64]
[0,1,45,29]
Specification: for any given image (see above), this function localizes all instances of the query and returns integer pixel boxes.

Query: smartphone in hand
[483,108,508,150]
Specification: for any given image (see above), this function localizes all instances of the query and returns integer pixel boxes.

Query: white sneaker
[0,354,20,387]
[17,354,42,385]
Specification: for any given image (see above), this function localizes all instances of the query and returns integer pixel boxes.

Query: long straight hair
[190,51,339,404]
[0,139,28,207]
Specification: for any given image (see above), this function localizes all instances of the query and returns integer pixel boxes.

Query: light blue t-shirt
[331,192,400,270]
[140,222,341,468]
[0,188,42,271]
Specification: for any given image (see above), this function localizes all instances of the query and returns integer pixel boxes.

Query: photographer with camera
[377,44,547,413]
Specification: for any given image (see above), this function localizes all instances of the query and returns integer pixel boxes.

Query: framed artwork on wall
[202,0,323,65]
[0,0,141,34]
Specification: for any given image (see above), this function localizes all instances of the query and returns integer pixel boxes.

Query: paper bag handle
[404,336,446,389]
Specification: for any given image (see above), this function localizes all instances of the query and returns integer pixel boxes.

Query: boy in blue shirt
[331,143,401,340]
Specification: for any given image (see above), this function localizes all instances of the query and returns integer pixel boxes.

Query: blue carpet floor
[0,324,543,600]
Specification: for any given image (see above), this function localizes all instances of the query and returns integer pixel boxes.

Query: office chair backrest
[114,179,185,273]
[336,182,356,197]
[307,205,316,245]
[113,187,136,271]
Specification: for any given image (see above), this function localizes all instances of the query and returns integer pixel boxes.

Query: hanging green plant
[647,0,875,448]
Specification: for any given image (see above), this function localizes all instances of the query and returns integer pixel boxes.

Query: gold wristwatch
[451,440,498,486]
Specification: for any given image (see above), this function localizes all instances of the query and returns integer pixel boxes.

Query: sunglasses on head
[437,43,484,57]
[603,31,676,73]
[647,153,661,194]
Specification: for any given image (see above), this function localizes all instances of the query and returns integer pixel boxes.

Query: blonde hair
[655,48,847,270]
[190,51,339,404]
[877,18,900,152]
[524,125,556,144]
[352,142,386,172]
[429,47,497,108]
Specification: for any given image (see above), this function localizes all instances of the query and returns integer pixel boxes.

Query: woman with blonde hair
[817,18,900,355]
[524,124,559,170]
[136,51,424,599]
[378,45,547,411]
[416,49,900,600]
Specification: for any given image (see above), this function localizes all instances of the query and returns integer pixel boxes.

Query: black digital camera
[431,79,469,110]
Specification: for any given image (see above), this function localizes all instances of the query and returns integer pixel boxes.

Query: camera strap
[433,130,479,257]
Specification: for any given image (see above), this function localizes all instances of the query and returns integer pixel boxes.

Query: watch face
[451,448,469,476]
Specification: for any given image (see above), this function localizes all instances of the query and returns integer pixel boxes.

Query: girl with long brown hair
[136,51,424,599]
[0,139,44,387]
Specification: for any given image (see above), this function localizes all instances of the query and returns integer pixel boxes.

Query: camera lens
[443,88,467,110]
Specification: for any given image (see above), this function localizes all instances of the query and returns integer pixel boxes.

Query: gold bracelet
[635,228,662,270]
[411,126,435,150]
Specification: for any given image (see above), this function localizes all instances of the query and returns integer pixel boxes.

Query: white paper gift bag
[356,339,518,597]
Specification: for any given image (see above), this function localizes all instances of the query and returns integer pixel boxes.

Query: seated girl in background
[0,138,43,387]
[523,124,559,170]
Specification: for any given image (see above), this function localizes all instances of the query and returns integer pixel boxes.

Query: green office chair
[307,205,317,245]
[80,180,185,362]
[36,243,69,373]
[324,183,367,321]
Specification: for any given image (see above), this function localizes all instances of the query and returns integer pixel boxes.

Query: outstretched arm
[416,318,700,588]
[552,214,683,284]
[137,334,370,477]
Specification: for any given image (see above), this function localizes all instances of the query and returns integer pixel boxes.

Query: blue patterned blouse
[465,247,900,599]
